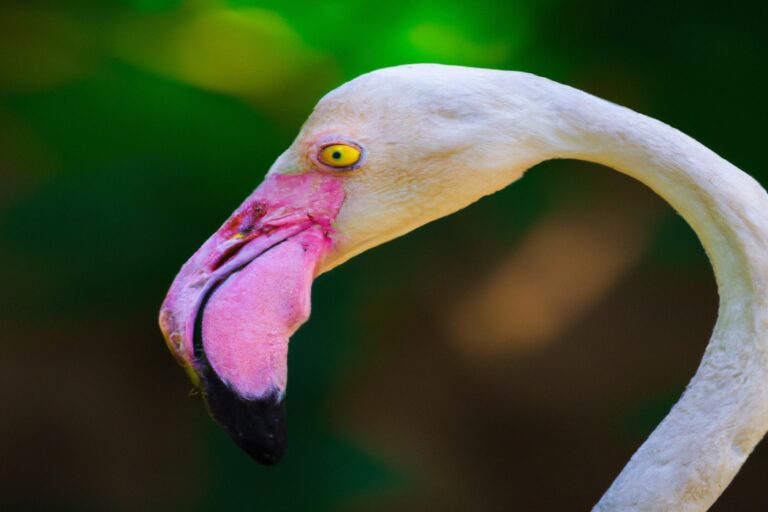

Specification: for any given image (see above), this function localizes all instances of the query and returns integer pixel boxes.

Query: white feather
[271,64,768,511]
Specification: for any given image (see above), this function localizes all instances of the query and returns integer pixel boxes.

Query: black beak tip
[200,366,287,465]
[226,396,287,466]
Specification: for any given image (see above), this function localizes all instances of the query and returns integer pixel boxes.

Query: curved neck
[533,80,768,511]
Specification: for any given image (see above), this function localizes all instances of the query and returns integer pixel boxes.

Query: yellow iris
[319,144,361,168]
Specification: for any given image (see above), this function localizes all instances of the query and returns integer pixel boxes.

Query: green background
[1,0,766,510]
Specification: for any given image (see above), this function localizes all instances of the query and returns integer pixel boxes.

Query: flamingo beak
[159,172,345,464]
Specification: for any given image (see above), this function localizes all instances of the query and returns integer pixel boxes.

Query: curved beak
[159,172,345,464]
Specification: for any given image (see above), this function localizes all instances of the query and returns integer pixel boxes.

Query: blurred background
[1,0,767,510]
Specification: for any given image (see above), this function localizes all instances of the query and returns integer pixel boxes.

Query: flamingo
[159,64,768,511]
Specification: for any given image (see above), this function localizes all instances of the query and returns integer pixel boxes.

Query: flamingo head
[159,64,546,464]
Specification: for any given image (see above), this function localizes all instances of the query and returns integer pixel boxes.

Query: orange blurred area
[448,177,661,355]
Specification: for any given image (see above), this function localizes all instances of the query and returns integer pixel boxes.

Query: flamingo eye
[318,143,362,169]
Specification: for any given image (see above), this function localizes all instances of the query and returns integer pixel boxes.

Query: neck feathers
[522,75,768,511]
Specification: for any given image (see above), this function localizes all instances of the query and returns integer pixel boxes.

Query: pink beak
[159,172,344,464]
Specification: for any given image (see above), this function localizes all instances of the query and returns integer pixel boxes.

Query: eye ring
[315,140,365,171]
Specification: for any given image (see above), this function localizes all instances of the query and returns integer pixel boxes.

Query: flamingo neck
[535,81,768,511]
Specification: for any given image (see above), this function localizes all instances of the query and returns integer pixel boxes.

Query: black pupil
[332,151,342,160]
